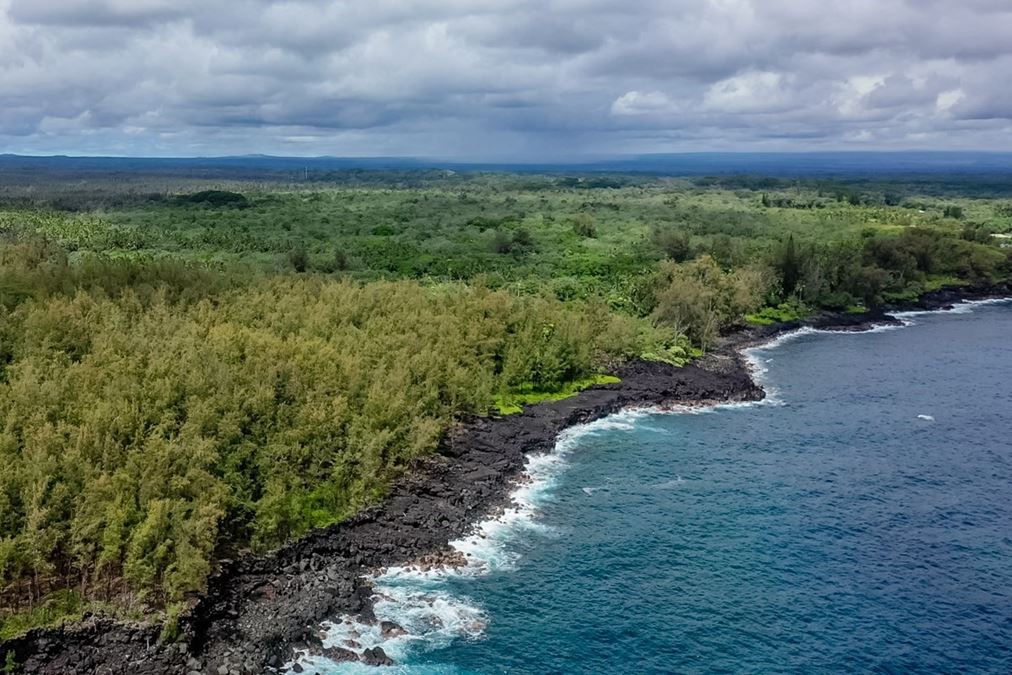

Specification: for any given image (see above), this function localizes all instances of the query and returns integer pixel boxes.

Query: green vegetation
[492,375,623,415]
[175,190,250,209]
[0,234,671,631]
[746,301,809,326]
[1,170,1010,636]
[0,590,84,642]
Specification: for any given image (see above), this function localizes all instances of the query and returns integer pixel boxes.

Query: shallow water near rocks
[306,301,1012,674]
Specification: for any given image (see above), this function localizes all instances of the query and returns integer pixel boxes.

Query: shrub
[648,256,769,348]
[288,244,309,272]
[176,191,249,209]
[570,213,596,238]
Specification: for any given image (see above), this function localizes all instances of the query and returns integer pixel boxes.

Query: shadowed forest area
[1,168,1010,638]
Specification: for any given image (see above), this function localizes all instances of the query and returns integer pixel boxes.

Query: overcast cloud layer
[2,0,1012,158]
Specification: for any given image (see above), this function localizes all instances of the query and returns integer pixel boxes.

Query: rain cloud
[2,0,1011,158]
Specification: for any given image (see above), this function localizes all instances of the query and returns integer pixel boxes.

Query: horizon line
[5,149,1012,162]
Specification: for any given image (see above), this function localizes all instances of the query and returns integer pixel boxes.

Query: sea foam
[292,410,649,672]
[741,298,1012,375]
[892,296,1012,323]
[291,297,1012,671]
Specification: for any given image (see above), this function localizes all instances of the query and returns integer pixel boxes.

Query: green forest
[1,171,1010,638]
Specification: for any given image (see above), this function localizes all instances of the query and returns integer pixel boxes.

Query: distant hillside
[3,151,1012,182]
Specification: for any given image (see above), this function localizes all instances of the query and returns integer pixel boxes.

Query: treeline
[0,234,678,622]
[642,226,1010,344]
[770,227,1008,307]
[694,173,1012,199]
[2,176,1011,636]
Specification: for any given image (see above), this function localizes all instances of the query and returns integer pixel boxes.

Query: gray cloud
[1,0,1011,158]
[8,0,186,27]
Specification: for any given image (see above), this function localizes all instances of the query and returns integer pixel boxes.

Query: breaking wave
[290,297,1010,672]
[893,296,1012,324]
[290,410,653,672]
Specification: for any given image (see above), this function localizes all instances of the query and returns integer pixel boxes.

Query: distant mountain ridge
[2,151,1012,178]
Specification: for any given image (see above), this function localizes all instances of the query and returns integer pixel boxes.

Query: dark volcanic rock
[0,617,177,675]
[897,280,1011,312]
[4,282,1007,675]
[320,645,358,662]
[361,646,395,667]
[379,621,407,638]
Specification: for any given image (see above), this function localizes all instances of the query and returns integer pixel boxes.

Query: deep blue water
[307,301,1012,674]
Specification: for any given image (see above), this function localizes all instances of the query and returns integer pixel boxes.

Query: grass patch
[844,304,868,314]
[0,590,84,641]
[493,374,621,415]
[745,302,809,326]
[924,275,968,291]
[881,288,921,302]
[884,275,968,302]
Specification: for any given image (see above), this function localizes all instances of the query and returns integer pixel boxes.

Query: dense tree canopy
[0,233,672,622]
[0,172,1010,637]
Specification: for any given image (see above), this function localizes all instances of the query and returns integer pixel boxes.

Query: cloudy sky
[2,0,1012,159]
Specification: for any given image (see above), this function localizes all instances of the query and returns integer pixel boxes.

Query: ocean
[298,300,1012,674]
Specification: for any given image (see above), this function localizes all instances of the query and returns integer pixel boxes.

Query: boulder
[315,646,355,663]
[361,647,394,667]
[379,621,406,638]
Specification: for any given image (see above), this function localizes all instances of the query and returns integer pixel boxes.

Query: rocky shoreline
[3,283,1009,674]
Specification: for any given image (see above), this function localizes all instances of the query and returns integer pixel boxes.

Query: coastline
[3,282,1010,674]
